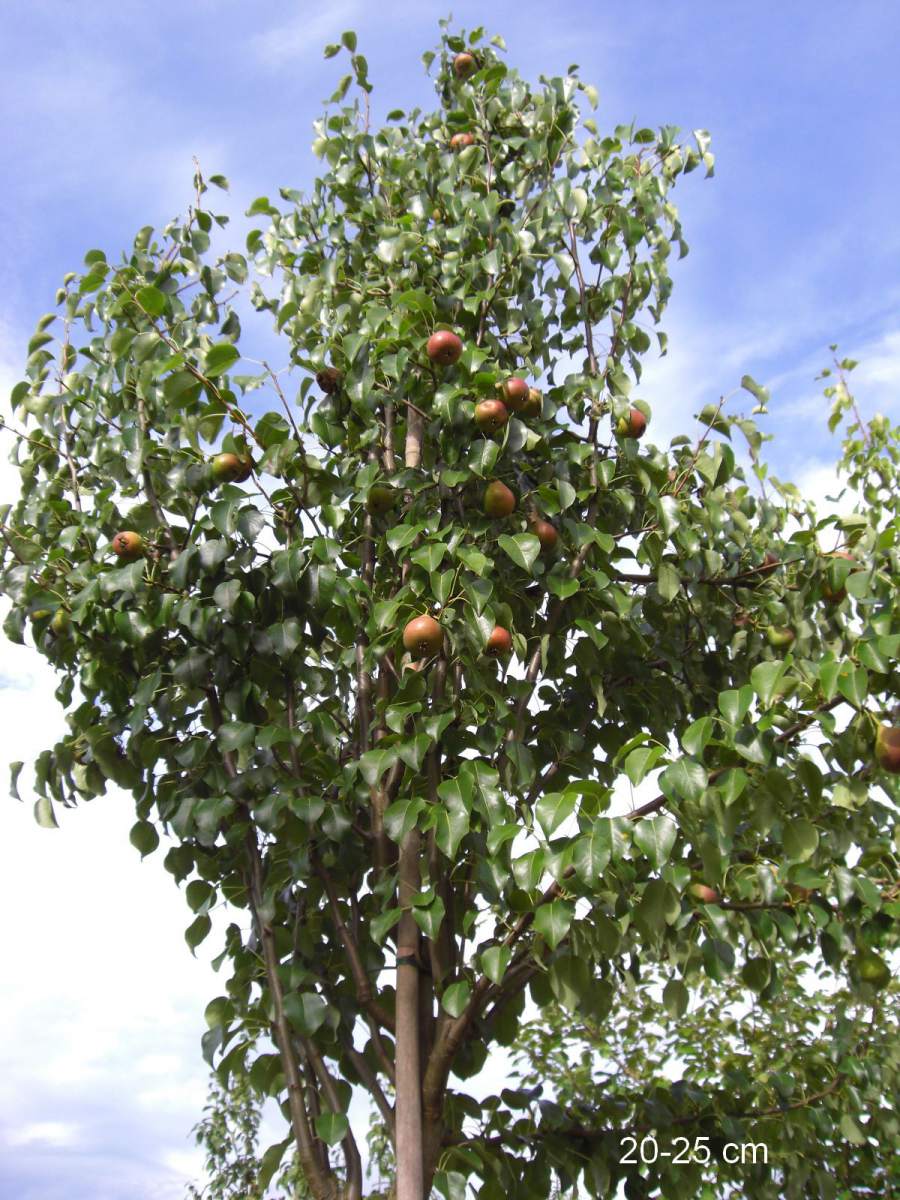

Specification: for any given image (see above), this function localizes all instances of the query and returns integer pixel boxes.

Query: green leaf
[370,908,402,945]
[751,659,788,708]
[839,1114,867,1146]
[9,761,23,801]
[718,684,753,726]
[283,992,328,1035]
[258,1139,290,1192]
[218,721,256,752]
[681,716,713,758]
[135,285,166,316]
[204,342,240,377]
[213,579,241,614]
[386,523,422,552]
[663,978,689,1018]
[413,894,446,938]
[480,944,511,984]
[633,816,677,868]
[441,980,471,1017]
[636,880,680,934]
[129,819,159,858]
[533,900,573,950]
[434,798,470,858]
[549,955,590,1011]
[34,796,58,828]
[657,561,680,601]
[783,819,819,863]
[315,1112,349,1146]
[384,797,425,843]
[185,914,212,954]
[740,374,770,405]
[397,733,431,773]
[497,533,541,573]
[836,664,867,708]
[557,480,576,510]
[359,747,398,786]
[535,790,577,838]
[660,758,707,803]
[573,822,613,884]
[623,745,665,787]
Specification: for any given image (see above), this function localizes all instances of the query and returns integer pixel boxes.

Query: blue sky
[2,2,900,1197]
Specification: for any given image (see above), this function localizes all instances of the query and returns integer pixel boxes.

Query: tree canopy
[1,20,897,1200]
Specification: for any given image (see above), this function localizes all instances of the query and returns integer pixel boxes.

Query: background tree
[1,19,896,1200]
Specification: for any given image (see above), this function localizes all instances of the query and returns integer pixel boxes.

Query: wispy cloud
[251,1,364,67]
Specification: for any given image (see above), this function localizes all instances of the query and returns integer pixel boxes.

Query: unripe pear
[766,625,795,649]
[366,485,396,515]
[851,950,891,989]
[821,549,855,603]
[50,610,72,638]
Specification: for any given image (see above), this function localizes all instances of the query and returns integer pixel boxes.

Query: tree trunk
[395,829,424,1200]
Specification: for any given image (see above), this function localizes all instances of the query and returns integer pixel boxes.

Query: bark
[395,830,424,1200]
[394,394,426,1200]
[245,829,338,1200]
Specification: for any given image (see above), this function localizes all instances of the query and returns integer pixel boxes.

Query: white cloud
[251,1,364,67]
[6,1121,81,1149]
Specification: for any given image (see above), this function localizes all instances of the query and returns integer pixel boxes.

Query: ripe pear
[616,408,647,439]
[499,377,529,411]
[211,452,253,484]
[452,52,477,79]
[402,614,443,658]
[483,480,516,517]
[474,400,508,434]
[485,626,512,656]
[688,882,719,904]
[875,723,900,773]
[522,387,542,418]
[316,367,342,394]
[112,531,145,562]
[531,520,558,553]
[426,330,463,366]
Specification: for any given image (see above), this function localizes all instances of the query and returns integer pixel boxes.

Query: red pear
[485,626,512,656]
[483,480,516,517]
[474,399,508,434]
[426,330,463,366]
[402,614,443,658]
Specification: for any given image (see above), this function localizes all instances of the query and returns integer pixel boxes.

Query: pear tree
[2,21,897,1200]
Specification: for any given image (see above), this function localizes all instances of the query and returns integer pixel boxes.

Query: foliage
[185,1061,297,1200]
[509,941,899,1197]
[1,16,897,1200]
